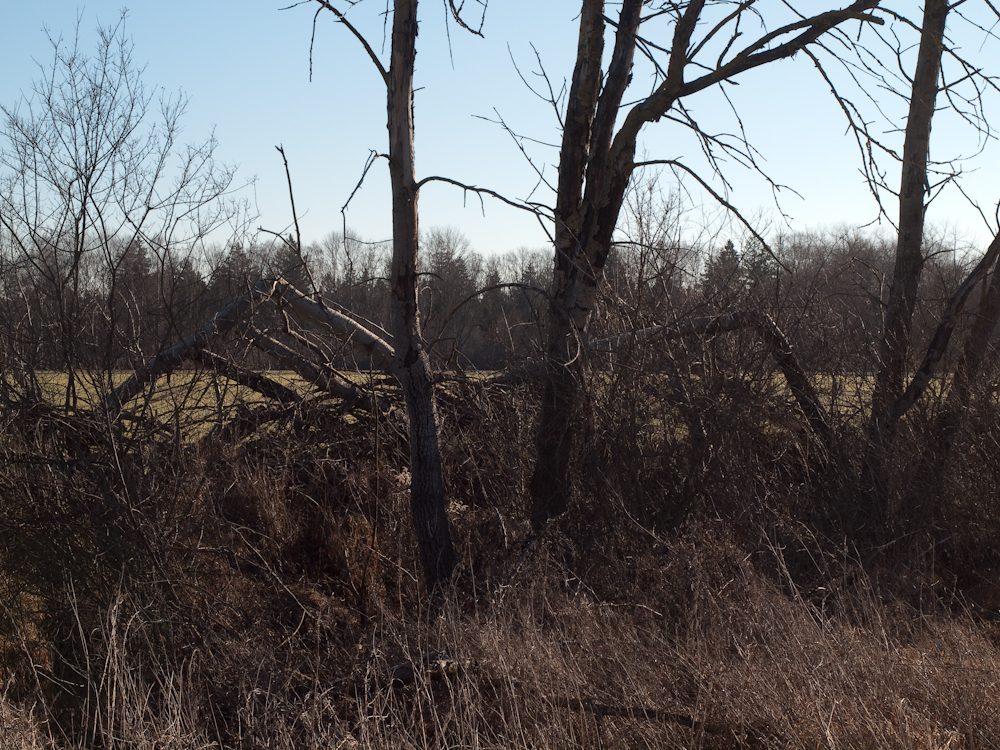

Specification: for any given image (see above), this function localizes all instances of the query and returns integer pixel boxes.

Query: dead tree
[382,0,455,588]
[862,0,951,524]
[104,278,382,413]
[529,0,885,529]
[813,0,1000,536]
[312,0,565,584]
[300,0,489,587]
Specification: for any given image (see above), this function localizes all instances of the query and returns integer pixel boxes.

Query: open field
[33,368,334,409]
[24,367,973,430]
[26,369,387,437]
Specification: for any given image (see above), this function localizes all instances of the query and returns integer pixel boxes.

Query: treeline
[0,220,977,382]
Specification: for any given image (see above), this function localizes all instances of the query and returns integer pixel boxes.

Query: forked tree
[531,0,1000,539]
[857,0,1000,538]
[529,0,885,529]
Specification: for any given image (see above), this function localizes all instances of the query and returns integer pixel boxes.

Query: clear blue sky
[2,2,998,255]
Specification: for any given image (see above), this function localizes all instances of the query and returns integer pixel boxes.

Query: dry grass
[2,369,1000,749]
[34,367,319,407]
[4,530,998,749]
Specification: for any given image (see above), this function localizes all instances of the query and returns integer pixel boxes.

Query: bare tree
[94,0,466,586]
[301,0,491,588]
[384,0,455,587]
[810,0,1000,533]
[529,0,885,529]
[0,15,240,408]
[863,0,951,513]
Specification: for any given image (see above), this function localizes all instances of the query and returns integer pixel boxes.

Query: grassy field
[28,368,373,437]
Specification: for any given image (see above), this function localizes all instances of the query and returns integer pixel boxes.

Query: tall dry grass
[1,365,1000,749]
[4,528,998,749]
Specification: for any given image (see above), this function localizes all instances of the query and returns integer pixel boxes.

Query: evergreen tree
[701,239,744,306]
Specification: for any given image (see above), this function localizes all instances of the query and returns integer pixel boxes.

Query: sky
[2,1,999,256]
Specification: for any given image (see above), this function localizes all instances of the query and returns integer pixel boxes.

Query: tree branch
[245,325,367,404]
[632,159,790,273]
[104,278,280,415]
[309,0,389,85]
[447,0,487,37]
[593,310,837,454]
[889,226,1000,428]
[413,175,553,219]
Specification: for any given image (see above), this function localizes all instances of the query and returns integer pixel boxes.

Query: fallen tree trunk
[104,278,396,416]
[189,348,301,404]
[271,279,397,374]
[245,326,364,404]
[104,279,280,415]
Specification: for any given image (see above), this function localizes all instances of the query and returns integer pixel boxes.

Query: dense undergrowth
[2,361,1000,750]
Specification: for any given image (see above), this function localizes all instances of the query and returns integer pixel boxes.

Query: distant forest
[0,217,976,380]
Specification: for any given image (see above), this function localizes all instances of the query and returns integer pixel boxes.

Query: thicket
[0,217,968,375]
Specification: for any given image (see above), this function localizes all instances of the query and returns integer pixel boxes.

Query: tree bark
[869,0,948,435]
[273,279,397,373]
[529,0,644,529]
[387,0,455,587]
[189,347,302,405]
[244,326,364,403]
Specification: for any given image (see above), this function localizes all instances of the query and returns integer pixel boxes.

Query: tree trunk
[529,0,644,529]
[907,264,1000,527]
[864,0,949,529]
[104,278,280,414]
[387,0,455,587]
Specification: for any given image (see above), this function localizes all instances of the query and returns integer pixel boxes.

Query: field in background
[26,367,966,435]
[28,369,383,437]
